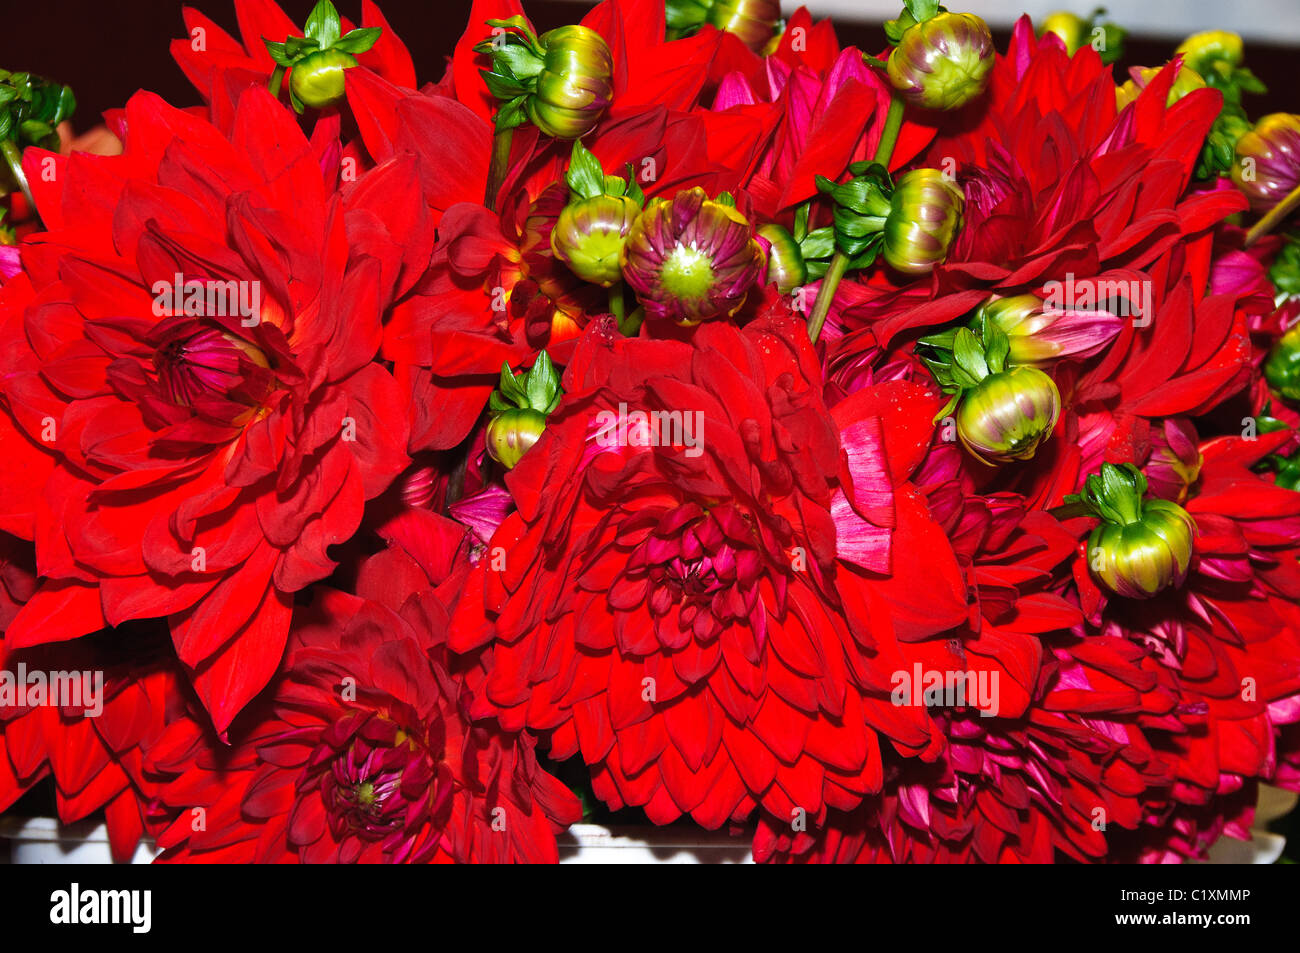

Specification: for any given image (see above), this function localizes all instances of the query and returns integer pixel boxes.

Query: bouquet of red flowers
[2,0,1299,864]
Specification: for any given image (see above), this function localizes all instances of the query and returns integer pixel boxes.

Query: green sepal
[951,327,990,388]
[903,1,941,26]
[286,35,320,58]
[490,352,562,415]
[566,139,608,200]
[332,27,382,55]
[304,0,342,47]
[1064,462,1148,525]
[798,225,836,262]
[1269,232,1300,299]
[665,0,711,33]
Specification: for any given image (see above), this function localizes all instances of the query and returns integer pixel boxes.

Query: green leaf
[304,0,342,47]
[565,139,608,200]
[332,27,383,55]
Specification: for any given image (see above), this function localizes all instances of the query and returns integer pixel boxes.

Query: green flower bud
[552,194,641,286]
[1175,30,1244,74]
[757,224,807,295]
[883,169,964,275]
[887,12,995,111]
[1070,463,1196,599]
[1231,113,1300,215]
[1039,11,1125,65]
[956,365,1061,464]
[1263,323,1300,402]
[289,48,358,109]
[621,188,763,325]
[1040,12,1089,54]
[487,408,548,469]
[263,1,381,113]
[707,0,783,54]
[486,351,562,469]
[528,26,614,139]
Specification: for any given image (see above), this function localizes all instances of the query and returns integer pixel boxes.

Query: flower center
[150,319,273,421]
[309,710,441,842]
[621,503,766,651]
[659,242,716,301]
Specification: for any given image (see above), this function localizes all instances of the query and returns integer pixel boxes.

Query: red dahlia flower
[0,89,428,734]
[1,589,179,864]
[147,589,580,863]
[451,315,973,827]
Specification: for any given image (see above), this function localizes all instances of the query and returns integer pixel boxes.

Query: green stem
[269,64,286,99]
[806,250,848,343]
[806,94,906,344]
[1,140,38,228]
[873,94,905,168]
[608,281,625,323]
[619,305,644,338]
[1245,180,1300,247]
[485,125,514,211]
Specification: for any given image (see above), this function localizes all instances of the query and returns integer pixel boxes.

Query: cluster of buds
[920,322,1061,465]
[884,1,995,111]
[1171,31,1266,179]
[486,351,563,469]
[1232,113,1300,215]
[263,0,381,112]
[666,0,783,53]
[1067,463,1196,599]
[1038,8,1126,65]
[550,140,645,287]
[816,162,964,276]
[477,17,613,140]
[620,188,764,325]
